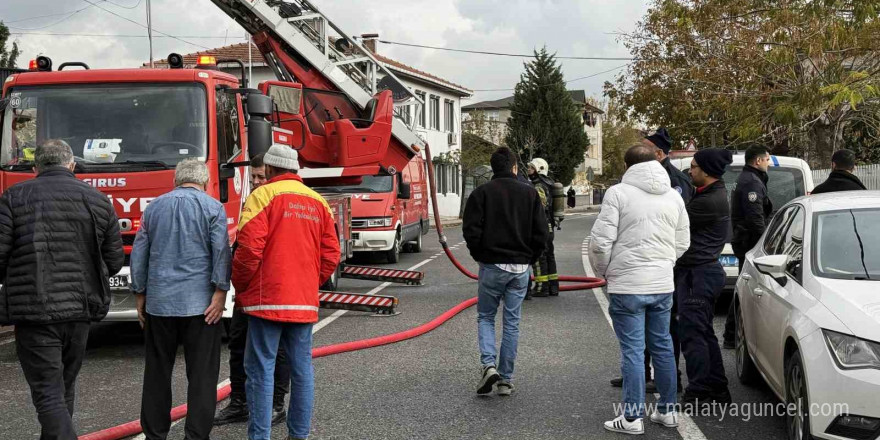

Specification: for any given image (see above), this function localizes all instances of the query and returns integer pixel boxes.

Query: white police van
[671,152,814,288]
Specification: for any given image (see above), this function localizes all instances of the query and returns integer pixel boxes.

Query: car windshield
[814,209,880,280]
[313,175,393,194]
[1,84,207,172]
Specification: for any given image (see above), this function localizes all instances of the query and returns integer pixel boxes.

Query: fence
[812,164,880,189]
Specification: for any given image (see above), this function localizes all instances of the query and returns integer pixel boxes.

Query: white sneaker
[496,380,514,396]
[649,410,679,428]
[603,415,644,435]
[476,365,500,395]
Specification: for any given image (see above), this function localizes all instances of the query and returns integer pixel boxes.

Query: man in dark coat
[812,149,867,194]
[722,145,773,348]
[644,127,694,204]
[567,187,576,208]
[0,139,124,439]
[677,148,734,406]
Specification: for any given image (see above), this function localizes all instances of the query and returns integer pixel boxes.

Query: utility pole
[146,0,154,68]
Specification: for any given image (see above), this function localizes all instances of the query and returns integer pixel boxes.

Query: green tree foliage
[505,48,590,185]
[595,97,643,185]
[610,0,880,166]
[0,22,21,68]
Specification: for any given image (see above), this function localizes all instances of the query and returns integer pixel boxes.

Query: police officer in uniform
[527,158,559,298]
[722,145,772,348]
[644,127,693,204]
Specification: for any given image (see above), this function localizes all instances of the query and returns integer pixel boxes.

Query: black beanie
[694,148,734,178]
[645,127,673,154]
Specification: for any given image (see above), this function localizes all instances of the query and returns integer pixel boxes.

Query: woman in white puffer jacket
[589,158,690,293]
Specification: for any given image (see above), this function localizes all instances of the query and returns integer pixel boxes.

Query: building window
[433,163,460,196]
[430,95,440,130]
[395,105,412,125]
[487,110,500,121]
[444,100,454,133]
[416,91,426,127]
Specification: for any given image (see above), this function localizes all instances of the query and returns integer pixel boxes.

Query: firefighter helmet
[529,158,549,176]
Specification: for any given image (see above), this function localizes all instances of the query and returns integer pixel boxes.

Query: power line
[106,0,143,10]
[379,39,634,61]
[470,63,630,92]
[80,0,211,50]
[4,0,141,25]
[5,1,105,31]
[9,32,236,39]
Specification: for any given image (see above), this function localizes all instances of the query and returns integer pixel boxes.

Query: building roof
[463,90,604,113]
[144,42,472,96]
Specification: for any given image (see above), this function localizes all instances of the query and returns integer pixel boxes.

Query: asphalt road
[0,213,790,439]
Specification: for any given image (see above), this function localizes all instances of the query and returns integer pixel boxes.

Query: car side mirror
[754,254,789,286]
[399,182,412,199]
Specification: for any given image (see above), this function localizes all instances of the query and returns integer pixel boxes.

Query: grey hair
[35,139,74,170]
[174,158,209,187]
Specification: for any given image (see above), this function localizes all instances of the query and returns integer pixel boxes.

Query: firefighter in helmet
[527,158,559,298]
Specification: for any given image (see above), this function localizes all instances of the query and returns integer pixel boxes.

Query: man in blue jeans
[589,144,690,434]
[463,147,548,396]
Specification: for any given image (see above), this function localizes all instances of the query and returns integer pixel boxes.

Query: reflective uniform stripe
[547,273,559,281]
[534,275,549,282]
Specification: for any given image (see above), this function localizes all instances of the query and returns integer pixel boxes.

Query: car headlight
[823,329,880,370]
[365,217,392,228]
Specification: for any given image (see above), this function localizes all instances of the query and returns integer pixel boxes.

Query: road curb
[0,326,13,337]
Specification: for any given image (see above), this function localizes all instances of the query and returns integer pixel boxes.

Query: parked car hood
[813,277,880,340]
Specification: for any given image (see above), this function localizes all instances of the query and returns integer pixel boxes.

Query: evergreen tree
[0,22,21,68]
[504,47,589,185]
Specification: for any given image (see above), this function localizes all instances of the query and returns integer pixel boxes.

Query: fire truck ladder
[319,290,397,315]
[210,0,427,153]
[340,264,424,286]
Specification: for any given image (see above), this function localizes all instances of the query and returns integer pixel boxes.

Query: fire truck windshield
[1,83,207,172]
[313,175,393,194]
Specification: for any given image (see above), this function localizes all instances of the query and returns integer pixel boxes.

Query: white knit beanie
[263,144,300,171]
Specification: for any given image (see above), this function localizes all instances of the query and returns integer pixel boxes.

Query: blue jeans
[245,316,314,440]
[477,264,529,381]
[609,294,677,418]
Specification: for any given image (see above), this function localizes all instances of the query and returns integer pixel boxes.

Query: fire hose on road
[78,144,605,440]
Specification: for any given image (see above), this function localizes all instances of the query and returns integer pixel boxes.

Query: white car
[672,153,814,288]
[734,192,880,440]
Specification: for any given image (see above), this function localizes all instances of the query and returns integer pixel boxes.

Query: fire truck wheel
[321,265,341,291]
[387,229,402,263]
[406,228,422,253]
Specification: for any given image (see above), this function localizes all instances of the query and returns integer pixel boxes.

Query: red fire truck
[0,0,433,318]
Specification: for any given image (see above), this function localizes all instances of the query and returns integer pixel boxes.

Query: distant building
[144,39,472,217]
[462,91,604,187]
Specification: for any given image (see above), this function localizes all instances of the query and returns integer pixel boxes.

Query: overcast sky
[1,0,649,105]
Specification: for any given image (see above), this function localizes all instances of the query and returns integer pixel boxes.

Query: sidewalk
[429,216,463,228]
[0,326,13,338]
[565,204,600,214]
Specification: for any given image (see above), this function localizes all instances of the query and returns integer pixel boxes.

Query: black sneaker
[477,365,500,395]
[646,380,657,393]
[610,377,623,387]
[272,403,286,425]
[214,397,249,426]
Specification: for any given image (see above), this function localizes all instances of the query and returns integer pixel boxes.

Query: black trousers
[675,263,729,394]
[16,321,90,440]
[228,307,290,404]
[722,257,745,343]
[533,227,557,293]
[141,314,222,440]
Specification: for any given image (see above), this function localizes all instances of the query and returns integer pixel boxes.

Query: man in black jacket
[0,139,124,440]
[676,148,734,406]
[464,147,548,397]
[812,149,867,194]
[722,145,773,348]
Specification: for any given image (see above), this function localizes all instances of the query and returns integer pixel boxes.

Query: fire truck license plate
[109,275,129,289]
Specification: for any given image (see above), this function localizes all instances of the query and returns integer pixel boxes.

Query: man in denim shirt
[131,159,231,440]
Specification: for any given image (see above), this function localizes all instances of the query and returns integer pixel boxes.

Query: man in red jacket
[232,145,340,440]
